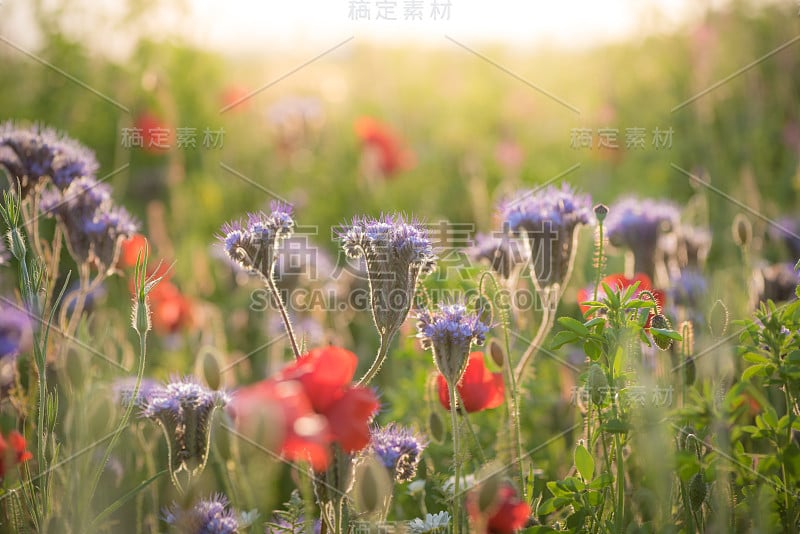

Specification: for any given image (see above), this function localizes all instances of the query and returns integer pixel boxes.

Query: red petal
[629,273,653,291]
[278,347,358,413]
[600,273,631,291]
[325,387,379,452]
[577,287,591,314]
[437,353,505,413]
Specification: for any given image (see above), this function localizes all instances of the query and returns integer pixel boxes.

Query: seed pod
[196,347,223,390]
[428,411,445,444]
[594,204,609,222]
[650,314,673,350]
[688,472,707,510]
[684,357,696,386]
[489,339,505,368]
[352,456,392,517]
[586,364,608,405]
[732,213,752,248]
[708,300,729,338]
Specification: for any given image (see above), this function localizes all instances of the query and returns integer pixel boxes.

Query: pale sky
[2,0,737,58]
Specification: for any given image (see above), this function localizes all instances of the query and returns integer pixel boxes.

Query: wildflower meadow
[1,1,800,532]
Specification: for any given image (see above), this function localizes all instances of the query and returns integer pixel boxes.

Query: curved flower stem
[449,381,462,534]
[88,328,147,502]
[514,290,558,383]
[264,275,301,359]
[455,390,487,465]
[356,327,397,386]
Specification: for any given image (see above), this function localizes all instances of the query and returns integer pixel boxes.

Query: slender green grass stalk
[88,251,153,504]
[264,274,301,359]
[455,389,487,464]
[478,272,525,495]
[448,381,462,534]
[514,290,557,383]
[356,327,397,386]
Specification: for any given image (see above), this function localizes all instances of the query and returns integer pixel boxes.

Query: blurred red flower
[277,347,379,452]
[148,281,194,335]
[0,430,33,480]
[354,116,415,177]
[437,352,504,413]
[220,84,251,112]
[468,482,531,533]
[577,273,665,328]
[119,234,148,269]
[228,346,378,470]
[134,112,172,153]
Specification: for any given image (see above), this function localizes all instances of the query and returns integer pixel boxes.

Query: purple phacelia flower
[668,271,708,309]
[164,494,250,534]
[40,176,137,270]
[0,121,98,196]
[0,304,33,359]
[338,213,436,340]
[605,197,680,280]
[769,217,800,260]
[751,262,800,308]
[140,377,229,488]
[417,302,489,386]
[466,232,528,280]
[111,377,161,406]
[368,423,427,483]
[499,183,592,295]
[218,201,295,280]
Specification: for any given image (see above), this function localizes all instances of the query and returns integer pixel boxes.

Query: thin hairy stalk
[455,389,487,465]
[264,274,301,359]
[593,220,605,303]
[479,272,525,493]
[514,291,557,383]
[449,381,462,534]
[356,327,398,386]
[88,329,147,502]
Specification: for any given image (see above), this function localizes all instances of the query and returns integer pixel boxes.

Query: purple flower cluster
[605,197,680,279]
[40,176,138,270]
[368,423,427,483]
[417,302,489,385]
[163,494,244,534]
[0,304,33,359]
[219,201,295,280]
[140,377,229,485]
[499,183,592,292]
[770,216,800,260]
[466,232,528,280]
[751,262,800,306]
[339,213,436,337]
[0,121,98,196]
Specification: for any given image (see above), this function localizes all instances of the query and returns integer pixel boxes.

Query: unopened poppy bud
[688,472,707,510]
[708,299,729,338]
[586,364,608,405]
[594,203,609,222]
[650,314,673,350]
[732,213,752,248]
[428,411,445,444]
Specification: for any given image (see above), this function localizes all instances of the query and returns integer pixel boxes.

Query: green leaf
[575,444,595,482]
[742,352,770,364]
[558,317,589,336]
[602,418,630,434]
[550,330,579,350]
[587,472,613,490]
[650,328,683,341]
[742,363,768,381]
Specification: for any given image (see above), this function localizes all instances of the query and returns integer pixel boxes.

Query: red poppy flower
[119,234,148,269]
[577,273,665,328]
[277,347,379,453]
[0,430,33,479]
[354,116,415,177]
[228,379,331,471]
[134,112,172,154]
[229,346,379,470]
[468,482,531,534]
[437,352,504,413]
[220,84,251,112]
[148,282,194,335]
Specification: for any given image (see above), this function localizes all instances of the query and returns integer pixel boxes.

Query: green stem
[593,221,605,303]
[265,275,301,359]
[455,390,487,464]
[356,328,396,386]
[614,434,625,533]
[514,291,557,383]
[88,330,147,503]
[449,381,462,534]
